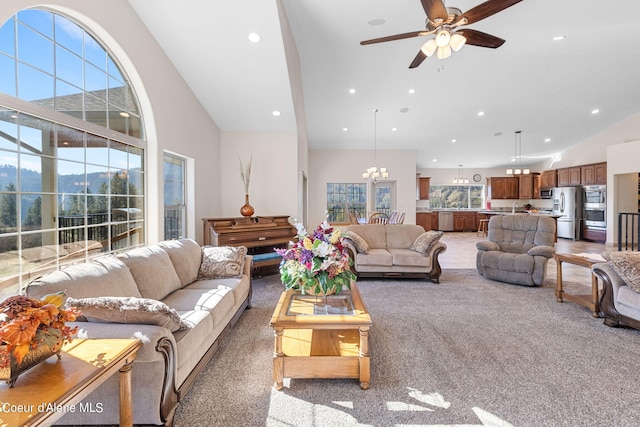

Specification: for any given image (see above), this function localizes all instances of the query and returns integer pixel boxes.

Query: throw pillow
[410,230,444,255]
[604,252,640,293]
[198,246,248,279]
[345,231,370,254]
[66,296,191,332]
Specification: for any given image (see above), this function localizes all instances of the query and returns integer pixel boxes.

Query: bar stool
[477,219,489,237]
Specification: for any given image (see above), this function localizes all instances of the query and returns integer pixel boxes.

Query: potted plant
[276,221,356,295]
[0,293,80,386]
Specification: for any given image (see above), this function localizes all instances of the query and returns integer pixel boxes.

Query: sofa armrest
[527,245,555,258]
[476,240,500,251]
[593,262,627,296]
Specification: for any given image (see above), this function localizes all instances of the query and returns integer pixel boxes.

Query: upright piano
[202,215,297,274]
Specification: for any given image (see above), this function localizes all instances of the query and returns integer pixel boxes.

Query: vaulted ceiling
[129,0,640,169]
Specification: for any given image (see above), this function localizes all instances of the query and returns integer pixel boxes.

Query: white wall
[219,131,298,220]
[0,0,223,245]
[308,149,416,227]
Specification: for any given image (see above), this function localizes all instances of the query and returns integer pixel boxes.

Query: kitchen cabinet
[581,162,607,185]
[540,170,557,189]
[431,212,439,231]
[557,167,581,186]
[418,177,431,200]
[487,177,519,199]
[518,173,540,199]
[416,212,431,230]
[453,212,476,231]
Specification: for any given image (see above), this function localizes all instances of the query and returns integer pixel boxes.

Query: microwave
[540,188,553,199]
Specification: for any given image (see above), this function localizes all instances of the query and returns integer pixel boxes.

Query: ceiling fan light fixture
[450,33,466,52]
[421,39,437,57]
[437,45,451,59]
[435,29,451,47]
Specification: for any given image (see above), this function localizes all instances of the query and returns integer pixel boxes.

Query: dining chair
[368,212,389,224]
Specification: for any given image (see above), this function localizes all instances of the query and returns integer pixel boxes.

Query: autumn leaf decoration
[0,294,80,367]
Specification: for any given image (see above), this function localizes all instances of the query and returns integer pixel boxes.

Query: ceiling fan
[360,0,523,68]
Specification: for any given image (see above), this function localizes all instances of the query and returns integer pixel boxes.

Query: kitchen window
[429,185,484,209]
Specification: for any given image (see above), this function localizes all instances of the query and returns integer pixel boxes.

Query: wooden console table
[555,253,606,318]
[0,338,141,427]
[203,216,296,271]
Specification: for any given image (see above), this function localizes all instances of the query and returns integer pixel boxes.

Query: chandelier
[421,27,467,60]
[453,164,469,184]
[506,130,530,175]
[362,108,389,183]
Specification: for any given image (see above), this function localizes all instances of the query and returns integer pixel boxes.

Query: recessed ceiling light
[349,88,356,94]
[553,35,565,41]
[451,139,457,143]
[400,107,410,113]
[119,112,130,118]
[368,19,385,26]
[591,109,600,114]
[391,127,397,131]
[248,32,261,43]
[408,89,416,94]
[272,110,281,116]
[342,127,348,132]
[545,138,551,142]
[478,111,485,117]
[432,159,438,162]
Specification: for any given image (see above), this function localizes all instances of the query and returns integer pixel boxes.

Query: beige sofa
[592,253,640,330]
[25,238,252,426]
[342,224,446,283]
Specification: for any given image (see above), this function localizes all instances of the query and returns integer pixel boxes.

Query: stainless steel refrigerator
[552,187,583,240]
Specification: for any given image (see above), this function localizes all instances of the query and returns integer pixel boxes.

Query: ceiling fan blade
[457,29,505,48]
[409,50,428,69]
[457,0,523,25]
[360,30,432,45]
[420,0,448,21]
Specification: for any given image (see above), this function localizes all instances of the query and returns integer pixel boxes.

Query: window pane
[56,45,83,88]
[86,164,110,195]
[84,33,106,71]
[429,185,485,209]
[54,14,82,55]
[326,183,366,223]
[22,193,55,231]
[0,234,19,281]
[17,63,54,106]
[0,112,18,151]
[0,150,18,189]
[85,133,109,166]
[17,22,54,74]
[0,17,15,57]
[0,54,16,96]
[85,62,107,96]
[0,189,18,232]
[84,93,107,127]
[57,126,85,163]
[17,10,53,39]
[57,159,85,194]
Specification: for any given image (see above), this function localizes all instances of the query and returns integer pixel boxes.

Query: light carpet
[174,270,640,427]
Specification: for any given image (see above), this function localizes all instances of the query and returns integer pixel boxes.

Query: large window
[429,185,485,209]
[163,153,186,240]
[0,10,144,296]
[326,183,366,223]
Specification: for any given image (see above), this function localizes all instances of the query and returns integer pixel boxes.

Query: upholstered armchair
[476,215,556,286]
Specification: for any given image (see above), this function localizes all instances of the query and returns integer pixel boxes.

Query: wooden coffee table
[555,252,606,318]
[269,282,372,390]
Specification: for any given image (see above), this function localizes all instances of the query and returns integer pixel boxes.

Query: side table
[0,338,142,427]
[555,253,606,318]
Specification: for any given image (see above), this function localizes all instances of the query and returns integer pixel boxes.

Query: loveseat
[342,224,446,283]
[592,252,640,330]
[476,215,556,286]
[25,238,252,426]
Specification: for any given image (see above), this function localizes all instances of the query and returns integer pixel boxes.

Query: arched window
[0,9,145,295]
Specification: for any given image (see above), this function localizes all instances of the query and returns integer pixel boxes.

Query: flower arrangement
[0,294,80,369]
[276,221,357,295]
